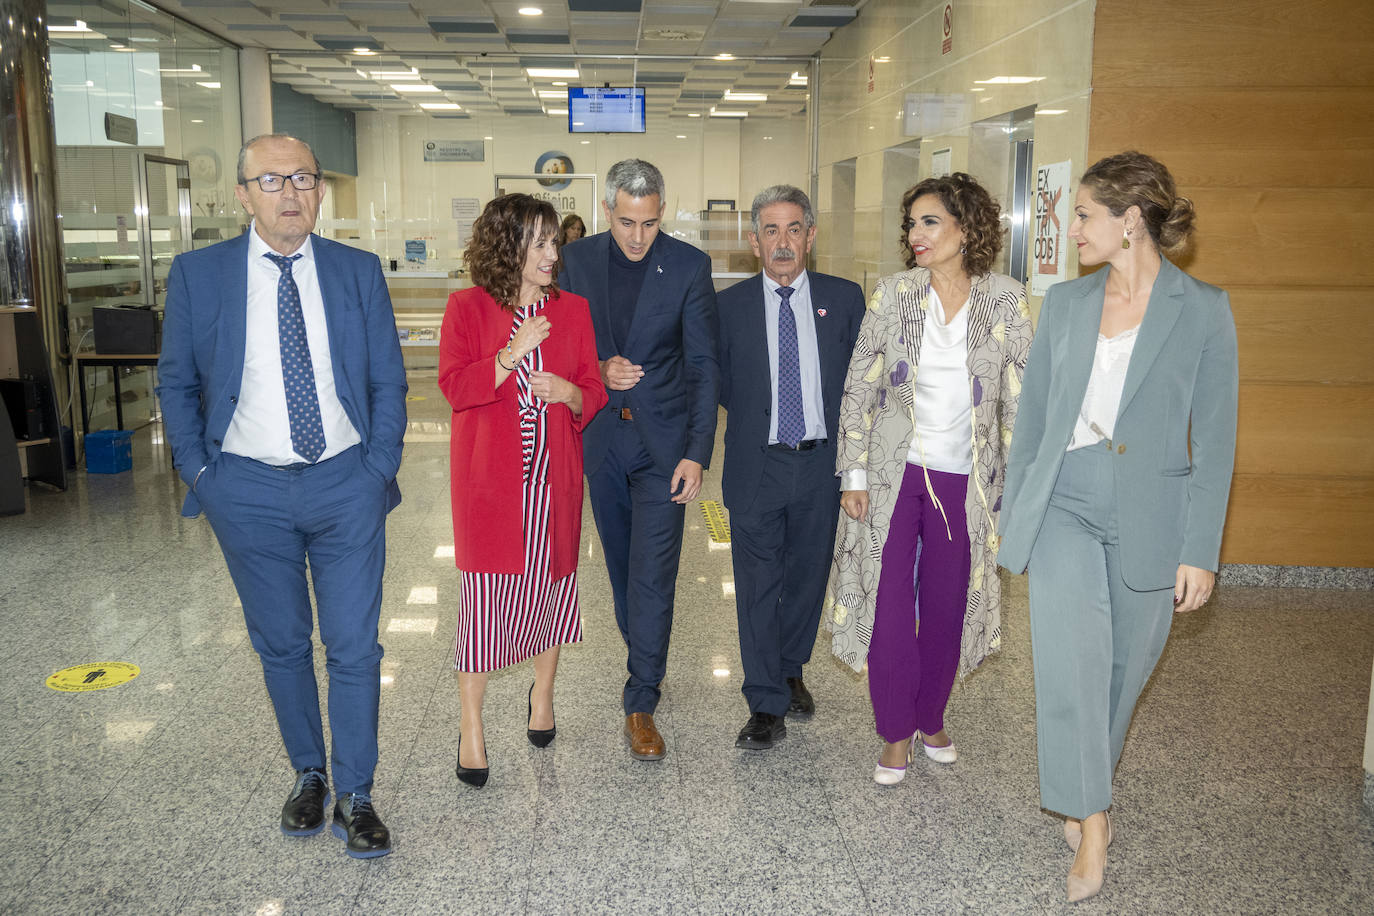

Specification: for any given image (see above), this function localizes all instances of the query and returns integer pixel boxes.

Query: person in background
[157,133,407,858]
[559,213,586,247]
[716,184,863,750]
[997,151,1238,902]
[438,194,607,788]
[826,173,1032,786]
[557,159,719,761]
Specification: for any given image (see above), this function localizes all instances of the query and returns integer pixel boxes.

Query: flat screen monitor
[568,87,646,133]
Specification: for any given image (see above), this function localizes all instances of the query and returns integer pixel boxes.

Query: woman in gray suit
[997,152,1238,902]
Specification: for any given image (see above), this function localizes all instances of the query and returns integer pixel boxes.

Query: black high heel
[527,683,556,748]
[456,734,489,788]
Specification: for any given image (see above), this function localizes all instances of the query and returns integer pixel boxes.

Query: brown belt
[618,407,634,421]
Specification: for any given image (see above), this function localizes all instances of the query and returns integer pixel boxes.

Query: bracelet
[496,345,516,371]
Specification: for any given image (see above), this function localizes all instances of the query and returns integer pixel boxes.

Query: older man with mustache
[716,185,865,749]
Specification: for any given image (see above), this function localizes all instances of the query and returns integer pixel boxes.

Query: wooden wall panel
[1086,89,1374,189]
[1092,0,1374,568]
[1092,0,1374,88]
[1222,476,1374,567]
[1231,289,1374,385]
[1234,383,1374,478]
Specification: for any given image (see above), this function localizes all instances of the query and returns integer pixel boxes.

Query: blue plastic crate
[85,430,133,474]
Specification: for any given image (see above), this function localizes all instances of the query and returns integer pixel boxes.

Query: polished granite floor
[3,369,1373,915]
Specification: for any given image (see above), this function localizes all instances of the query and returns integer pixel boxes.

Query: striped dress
[454,298,582,671]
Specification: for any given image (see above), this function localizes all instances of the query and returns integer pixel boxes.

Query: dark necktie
[265,252,325,463]
[776,285,805,448]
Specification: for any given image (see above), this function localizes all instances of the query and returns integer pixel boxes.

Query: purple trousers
[868,462,971,743]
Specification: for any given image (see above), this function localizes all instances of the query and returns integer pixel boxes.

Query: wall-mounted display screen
[568,87,646,133]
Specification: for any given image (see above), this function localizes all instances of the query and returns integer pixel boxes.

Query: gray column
[240,47,273,141]
[0,0,68,489]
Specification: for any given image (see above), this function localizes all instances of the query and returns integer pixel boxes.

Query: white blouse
[1068,324,1140,451]
[906,289,973,474]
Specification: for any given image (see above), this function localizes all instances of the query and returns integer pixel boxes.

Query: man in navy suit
[717,185,864,750]
[157,134,406,857]
[558,159,719,761]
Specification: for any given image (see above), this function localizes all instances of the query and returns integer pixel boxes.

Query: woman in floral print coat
[825,173,1033,784]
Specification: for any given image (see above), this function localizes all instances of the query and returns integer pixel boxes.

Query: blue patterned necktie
[775,285,805,448]
[265,252,325,463]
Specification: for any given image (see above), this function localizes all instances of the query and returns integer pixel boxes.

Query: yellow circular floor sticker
[46,662,140,692]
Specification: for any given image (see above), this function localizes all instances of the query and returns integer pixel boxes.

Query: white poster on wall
[1031,159,1071,296]
[931,148,952,178]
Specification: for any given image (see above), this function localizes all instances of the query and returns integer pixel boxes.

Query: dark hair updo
[1080,151,1195,254]
[899,172,1003,277]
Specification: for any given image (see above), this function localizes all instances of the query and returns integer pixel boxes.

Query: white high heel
[873,739,914,785]
[918,731,957,764]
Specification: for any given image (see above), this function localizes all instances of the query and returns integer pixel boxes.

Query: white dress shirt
[222,225,362,465]
[906,289,972,474]
[1068,324,1140,451]
[764,270,827,444]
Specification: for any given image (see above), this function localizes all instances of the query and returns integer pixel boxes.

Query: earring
[960,245,967,254]
[1121,228,1131,250]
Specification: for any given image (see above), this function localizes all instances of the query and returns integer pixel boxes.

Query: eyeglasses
[243,172,320,192]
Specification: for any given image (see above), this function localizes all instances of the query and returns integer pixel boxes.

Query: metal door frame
[493,173,600,235]
[133,154,192,306]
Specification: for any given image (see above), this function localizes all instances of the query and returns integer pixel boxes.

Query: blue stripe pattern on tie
[266,252,326,463]
[776,285,804,448]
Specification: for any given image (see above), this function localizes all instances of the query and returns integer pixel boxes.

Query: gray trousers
[1027,443,1175,819]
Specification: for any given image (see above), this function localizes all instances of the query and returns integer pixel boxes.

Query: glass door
[136,154,193,309]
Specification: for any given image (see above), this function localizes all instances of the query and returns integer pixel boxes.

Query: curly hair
[464,194,561,312]
[1081,151,1195,254]
[899,172,1002,277]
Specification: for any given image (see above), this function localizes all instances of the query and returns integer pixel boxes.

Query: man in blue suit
[717,185,864,750]
[558,159,719,761]
[157,134,406,857]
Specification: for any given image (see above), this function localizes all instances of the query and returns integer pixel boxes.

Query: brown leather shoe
[625,713,666,761]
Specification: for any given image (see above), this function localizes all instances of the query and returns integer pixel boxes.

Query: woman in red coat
[438,194,607,788]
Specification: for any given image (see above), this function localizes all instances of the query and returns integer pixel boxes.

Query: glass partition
[48,0,243,431]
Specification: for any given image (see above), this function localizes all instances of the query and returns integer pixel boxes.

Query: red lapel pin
[817,308,827,317]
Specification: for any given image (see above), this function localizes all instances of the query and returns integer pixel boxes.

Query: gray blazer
[996,258,1238,590]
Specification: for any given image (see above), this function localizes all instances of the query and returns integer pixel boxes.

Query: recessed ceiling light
[675,134,686,139]
[552,81,567,86]
[526,67,579,78]
[392,84,440,93]
[1038,109,1068,115]
[580,140,590,144]
[722,91,767,102]
[763,136,772,140]
[974,76,1045,84]
[157,64,201,73]
[789,72,808,86]
[353,48,377,56]
[709,107,747,118]
[196,82,220,89]
[874,56,891,63]
[537,90,565,99]
[687,112,701,118]
[970,87,986,92]
[483,136,493,140]
[190,119,204,123]
[48,20,89,32]
[420,102,462,110]
[714,53,735,61]
[546,108,568,115]
[518,6,543,14]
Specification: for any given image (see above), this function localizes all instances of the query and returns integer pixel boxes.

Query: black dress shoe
[527,683,556,748]
[735,711,787,750]
[280,767,329,836]
[330,793,392,859]
[787,676,815,718]
[456,734,489,788]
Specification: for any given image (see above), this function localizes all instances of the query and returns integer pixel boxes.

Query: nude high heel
[1066,811,1112,903]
